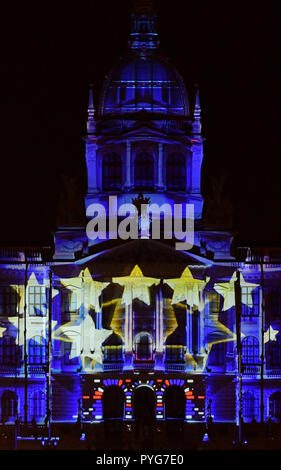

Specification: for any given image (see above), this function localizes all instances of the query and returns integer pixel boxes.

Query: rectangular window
[28,286,47,317]
[64,341,79,365]
[208,342,225,365]
[267,288,281,318]
[0,287,17,316]
[103,346,123,363]
[165,346,185,363]
[241,287,259,320]
[209,293,220,314]
[62,291,77,314]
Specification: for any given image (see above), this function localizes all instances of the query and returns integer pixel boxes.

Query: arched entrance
[1,390,18,423]
[103,386,124,436]
[165,386,185,419]
[164,386,185,435]
[133,386,155,443]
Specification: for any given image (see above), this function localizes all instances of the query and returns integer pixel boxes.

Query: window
[102,153,122,191]
[134,153,154,189]
[104,346,123,362]
[165,345,184,362]
[166,153,186,191]
[208,342,225,366]
[242,287,259,320]
[64,338,79,365]
[61,291,78,318]
[0,336,18,365]
[28,336,47,365]
[243,391,259,420]
[29,390,46,420]
[209,293,221,314]
[135,333,153,361]
[0,287,17,316]
[28,286,47,317]
[272,337,281,366]
[269,391,281,420]
[242,336,259,365]
[1,391,18,421]
[267,288,281,318]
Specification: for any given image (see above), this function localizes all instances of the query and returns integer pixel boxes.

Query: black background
[0,0,280,246]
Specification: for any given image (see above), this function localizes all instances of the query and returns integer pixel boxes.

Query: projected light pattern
[81,376,205,422]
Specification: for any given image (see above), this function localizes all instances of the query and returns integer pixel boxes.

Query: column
[86,139,98,193]
[125,140,132,189]
[157,142,164,190]
[124,288,133,369]
[186,305,192,354]
[155,285,164,370]
[155,286,163,352]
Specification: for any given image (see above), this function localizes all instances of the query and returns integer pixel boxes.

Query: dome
[99,53,189,117]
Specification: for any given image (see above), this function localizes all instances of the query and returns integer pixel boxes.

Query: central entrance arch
[133,386,156,442]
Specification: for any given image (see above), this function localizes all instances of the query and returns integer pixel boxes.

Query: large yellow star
[60,267,109,313]
[113,265,160,306]
[214,271,259,311]
[164,267,206,310]
[54,314,112,366]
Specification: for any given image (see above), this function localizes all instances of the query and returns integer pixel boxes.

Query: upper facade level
[84,2,204,229]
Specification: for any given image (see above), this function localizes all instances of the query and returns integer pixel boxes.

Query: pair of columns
[124,287,164,354]
[86,139,165,193]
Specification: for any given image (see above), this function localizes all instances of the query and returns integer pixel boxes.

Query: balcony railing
[103,363,123,371]
[0,365,21,375]
[133,362,155,370]
[28,365,46,375]
[242,365,261,375]
[165,363,186,372]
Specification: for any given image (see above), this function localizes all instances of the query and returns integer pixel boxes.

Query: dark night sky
[0,0,280,246]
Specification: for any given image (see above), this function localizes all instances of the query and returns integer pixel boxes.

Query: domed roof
[99,53,189,117]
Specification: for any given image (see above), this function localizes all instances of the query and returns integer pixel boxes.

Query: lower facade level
[1,373,281,425]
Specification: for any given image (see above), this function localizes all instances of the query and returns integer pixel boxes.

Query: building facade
[1,2,281,429]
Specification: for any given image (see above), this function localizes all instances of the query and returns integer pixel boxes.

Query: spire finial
[87,83,96,134]
[192,83,201,135]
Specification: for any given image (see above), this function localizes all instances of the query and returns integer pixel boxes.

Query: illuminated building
[0,1,281,432]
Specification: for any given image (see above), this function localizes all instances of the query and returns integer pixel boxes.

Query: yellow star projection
[264,325,279,343]
[60,267,109,313]
[108,296,178,343]
[214,271,259,311]
[54,313,112,367]
[164,267,207,310]
[113,265,160,306]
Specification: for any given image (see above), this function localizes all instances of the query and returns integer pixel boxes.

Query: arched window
[28,336,47,365]
[102,153,122,191]
[272,337,281,365]
[135,333,153,361]
[243,391,259,420]
[0,335,17,365]
[269,391,281,420]
[134,153,154,189]
[166,153,186,191]
[29,390,46,420]
[242,336,259,365]
[1,390,18,422]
